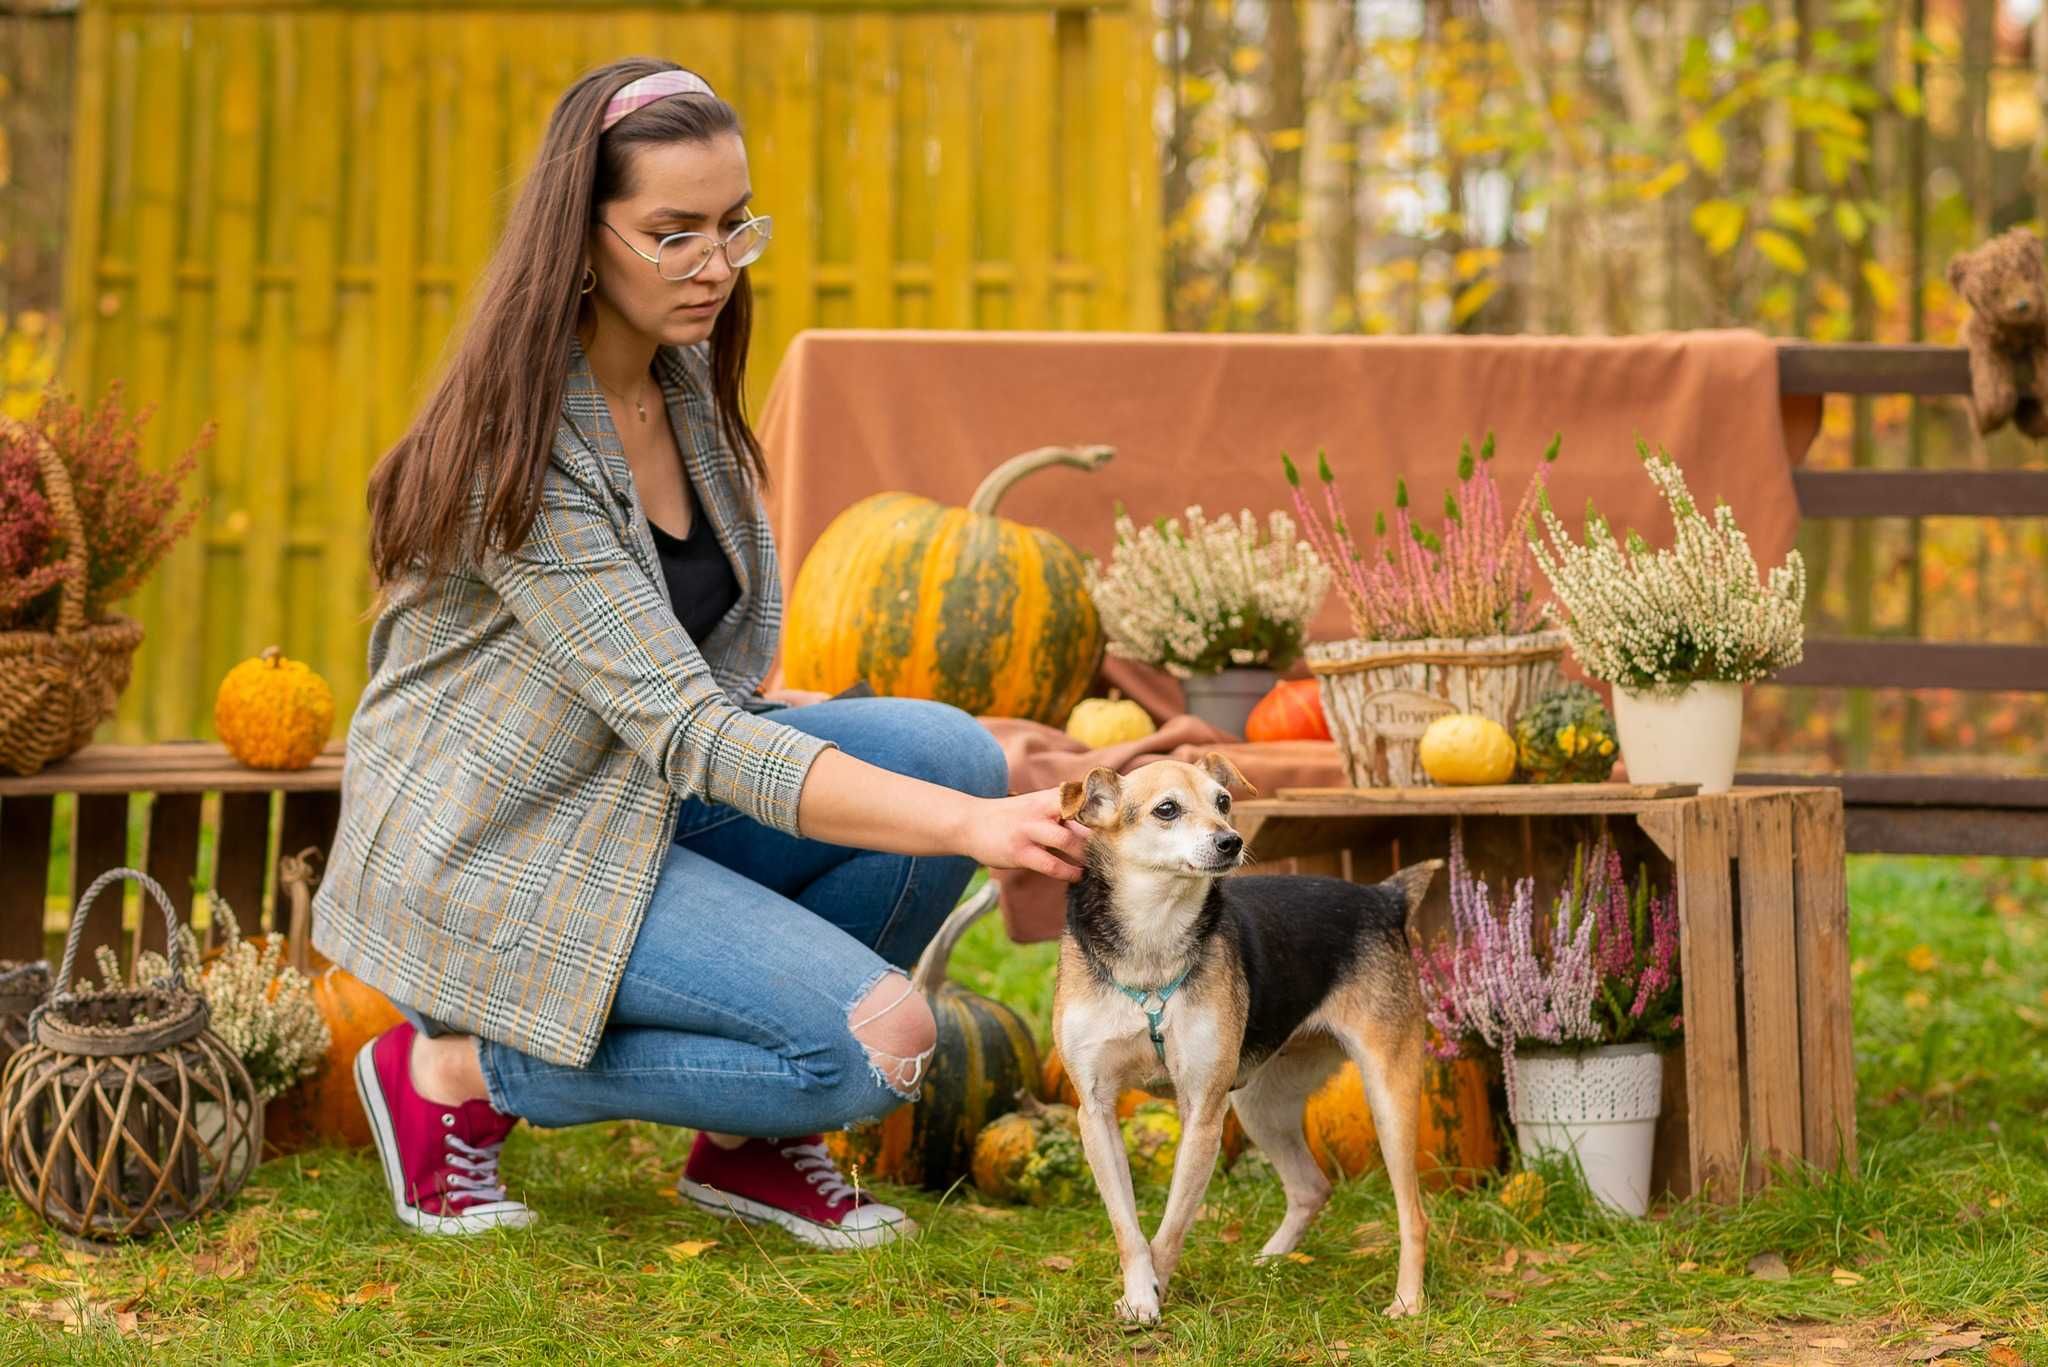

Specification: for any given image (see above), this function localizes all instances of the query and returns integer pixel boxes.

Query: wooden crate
[0,741,344,968]
[1232,783,1857,1204]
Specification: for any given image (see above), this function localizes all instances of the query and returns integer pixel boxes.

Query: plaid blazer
[310,332,836,1068]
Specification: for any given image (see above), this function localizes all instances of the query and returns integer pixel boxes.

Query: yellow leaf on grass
[1285,1251,1314,1264]
[667,1239,718,1260]
[1040,1255,1075,1272]
[1829,1266,1864,1285]
[1595,1358,1649,1366]
[1696,1353,1737,1365]
[347,1282,396,1305]
[1907,943,1937,972]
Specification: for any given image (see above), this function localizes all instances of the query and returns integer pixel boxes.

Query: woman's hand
[955,787,1091,883]
[760,686,832,708]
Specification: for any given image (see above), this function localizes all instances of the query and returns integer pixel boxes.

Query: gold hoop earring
[579,266,596,295]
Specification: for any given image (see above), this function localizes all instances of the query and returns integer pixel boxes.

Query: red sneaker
[353,1022,536,1235]
[679,1133,915,1250]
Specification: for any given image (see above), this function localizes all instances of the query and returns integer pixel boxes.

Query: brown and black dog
[1051,754,1440,1323]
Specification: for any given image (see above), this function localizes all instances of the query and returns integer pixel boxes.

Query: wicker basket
[0,868,260,1242]
[0,415,146,777]
[1307,629,1568,787]
[0,960,51,1071]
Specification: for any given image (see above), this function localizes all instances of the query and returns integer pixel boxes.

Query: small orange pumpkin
[214,646,336,770]
[1245,678,1332,743]
[1302,1055,1498,1190]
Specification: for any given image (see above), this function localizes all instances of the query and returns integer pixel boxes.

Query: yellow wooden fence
[59,0,1163,742]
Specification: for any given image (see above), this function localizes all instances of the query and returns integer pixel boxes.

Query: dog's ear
[1198,751,1257,797]
[1385,858,1444,920]
[1059,767,1123,827]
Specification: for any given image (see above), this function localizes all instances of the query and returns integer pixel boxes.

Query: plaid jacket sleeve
[475,455,834,836]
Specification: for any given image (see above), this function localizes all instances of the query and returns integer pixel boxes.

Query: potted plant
[0,384,209,774]
[1413,828,1681,1217]
[1527,440,1806,793]
[1083,504,1330,738]
[1285,433,1566,787]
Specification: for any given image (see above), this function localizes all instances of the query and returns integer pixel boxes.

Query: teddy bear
[1947,226,2048,438]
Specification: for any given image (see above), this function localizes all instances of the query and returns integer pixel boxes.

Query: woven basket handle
[51,866,189,1000]
[0,414,86,634]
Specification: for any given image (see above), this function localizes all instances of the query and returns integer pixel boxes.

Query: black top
[648,512,741,646]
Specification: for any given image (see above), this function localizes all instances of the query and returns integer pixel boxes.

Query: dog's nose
[1214,832,1243,858]
[2015,296,2035,314]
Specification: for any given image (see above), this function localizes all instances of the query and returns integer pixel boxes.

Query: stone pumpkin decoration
[824,884,1041,1189]
[261,847,403,1153]
[214,646,335,770]
[784,445,1113,726]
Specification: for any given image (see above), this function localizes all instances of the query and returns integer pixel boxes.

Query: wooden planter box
[1231,782,1856,1204]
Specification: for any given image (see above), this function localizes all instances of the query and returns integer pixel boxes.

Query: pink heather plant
[1414,826,1681,1115]
[1281,430,1560,642]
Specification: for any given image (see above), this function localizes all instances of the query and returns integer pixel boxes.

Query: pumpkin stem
[261,645,283,666]
[909,881,1000,994]
[966,445,1114,518]
[277,845,327,976]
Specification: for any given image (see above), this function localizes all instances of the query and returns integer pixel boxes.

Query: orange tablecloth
[756,328,1823,940]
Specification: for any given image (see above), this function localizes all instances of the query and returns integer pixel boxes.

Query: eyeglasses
[601,214,773,282]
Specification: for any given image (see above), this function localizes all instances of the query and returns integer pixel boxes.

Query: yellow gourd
[214,646,335,771]
[1417,714,1516,786]
[1065,691,1156,749]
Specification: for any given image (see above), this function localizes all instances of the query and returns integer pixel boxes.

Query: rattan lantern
[0,868,261,1242]
[0,960,50,1071]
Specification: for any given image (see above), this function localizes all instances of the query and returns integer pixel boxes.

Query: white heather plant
[1084,504,1331,677]
[1527,440,1806,694]
[92,893,330,1101]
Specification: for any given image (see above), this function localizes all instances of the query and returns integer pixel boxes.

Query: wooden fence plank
[1010,12,1055,329]
[1776,341,1972,395]
[1792,469,2048,519]
[143,792,204,956]
[931,15,973,328]
[1677,796,1742,1202]
[850,14,896,328]
[1774,639,2048,693]
[70,794,133,975]
[1736,794,1803,1187]
[0,797,55,963]
[214,791,274,934]
[1791,790,1858,1174]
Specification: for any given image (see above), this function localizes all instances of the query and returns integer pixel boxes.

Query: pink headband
[602,70,716,131]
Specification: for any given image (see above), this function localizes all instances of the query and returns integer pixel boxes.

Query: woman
[310,58,1088,1250]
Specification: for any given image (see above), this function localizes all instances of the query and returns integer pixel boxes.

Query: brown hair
[365,57,765,594]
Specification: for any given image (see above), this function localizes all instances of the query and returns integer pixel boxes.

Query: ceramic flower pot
[1510,1042,1664,1218]
[1181,667,1278,739]
[1611,681,1744,793]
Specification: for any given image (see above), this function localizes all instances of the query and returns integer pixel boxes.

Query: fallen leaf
[303,1168,322,1180]
[347,1282,396,1305]
[1039,1255,1074,1272]
[1483,1287,1518,1303]
[667,1239,717,1260]
[1285,1251,1313,1264]
[1829,1266,1864,1286]
[1676,1260,1699,1273]
[1664,1328,1709,1340]
[960,1203,1016,1220]
[1591,1269,1615,1283]
[21,1263,73,1280]
[1988,1195,2008,1209]
[300,1287,339,1313]
[1747,1251,1791,1281]
[1594,1358,1648,1366]
[1989,1346,2023,1366]
[1809,1337,1851,1350]
[1219,1222,1242,1244]
[1518,1270,1555,1286]
[58,1249,98,1266]
[290,1208,320,1222]
[1695,1353,1736,1366]
[640,1264,658,1274]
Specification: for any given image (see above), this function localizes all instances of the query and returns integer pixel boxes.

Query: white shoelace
[443,1134,509,1206]
[780,1141,859,1205]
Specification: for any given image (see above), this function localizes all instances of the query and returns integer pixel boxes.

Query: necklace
[593,367,652,423]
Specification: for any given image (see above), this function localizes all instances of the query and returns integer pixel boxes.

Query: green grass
[3,856,2045,1364]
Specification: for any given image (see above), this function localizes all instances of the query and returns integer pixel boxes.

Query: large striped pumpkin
[784,445,1113,725]
[1303,1055,1499,1191]
[824,885,1042,1189]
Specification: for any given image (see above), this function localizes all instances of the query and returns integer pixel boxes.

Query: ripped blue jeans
[459,696,1009,1135]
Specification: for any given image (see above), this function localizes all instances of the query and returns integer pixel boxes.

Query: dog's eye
[1153,801,1180,821]
[1216,792,1231,813]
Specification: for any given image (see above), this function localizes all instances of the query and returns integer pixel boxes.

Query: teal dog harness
[1114,966,1192,1066]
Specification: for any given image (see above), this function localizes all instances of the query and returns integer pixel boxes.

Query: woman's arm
[795,748,1088,882]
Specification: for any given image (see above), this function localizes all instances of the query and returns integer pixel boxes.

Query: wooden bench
[1236,782,1857,1205]
[1741,343,2048,858]
[0,741,344,967]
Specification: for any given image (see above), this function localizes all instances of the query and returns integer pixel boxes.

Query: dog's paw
[1382,1292,1424,1319]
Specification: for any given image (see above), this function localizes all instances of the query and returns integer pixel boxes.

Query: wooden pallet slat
[71,794,135,977]
[1675,796,1743,1202]
[141,792,205,959]
[0,796,56,963]
[1791,790,1858,1175]
[214,791,277,935]
[1737,794,1803,1188]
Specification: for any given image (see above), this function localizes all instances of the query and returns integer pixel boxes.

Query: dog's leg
[1229,1042,1341,1260]
[1144,1075,1233,1294]
[1073,1085,1162,1323]
[1337,1016,1431,1319]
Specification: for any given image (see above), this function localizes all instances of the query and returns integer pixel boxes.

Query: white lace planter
[1510,1042,1664,1218]
[1306,630,1566,787]
[1611,681,1744,794]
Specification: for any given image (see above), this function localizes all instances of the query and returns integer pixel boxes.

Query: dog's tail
[1386,858,1445,956]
